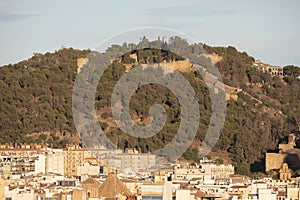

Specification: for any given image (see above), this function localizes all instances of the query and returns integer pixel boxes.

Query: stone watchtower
[278,134,296,153]
[279,163,291,181]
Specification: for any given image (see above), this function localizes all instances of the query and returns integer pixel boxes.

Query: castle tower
[288,134,296,147]
[279,163,291,181]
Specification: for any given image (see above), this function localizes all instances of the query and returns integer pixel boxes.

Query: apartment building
[101,153,155,172]
[0,144,47,175]
[63,144,91,176]
[46,149,64,175]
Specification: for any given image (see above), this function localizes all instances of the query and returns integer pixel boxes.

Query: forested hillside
[0,37,299,175]
[0,48,91,147]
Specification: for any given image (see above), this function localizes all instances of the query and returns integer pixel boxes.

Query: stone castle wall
[265,134,299,172]
[77,58,88,73]
[265,153,286,172]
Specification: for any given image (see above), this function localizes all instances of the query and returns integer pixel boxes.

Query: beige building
[4,185,35,200]
[63,144,91,176]
[287,187,300,200]
[174,167,206,181]
[141,183,164,197]
[73,189,87,200]
[81,177,101,198]
[100,148,156,172]
[154,167,174,183]
[119,153,156,171]
[77,157,115,176]
[252,60,283,76]
[228,185,251,200]
[0,178,5,200]
[77,162,100,176]
[202,163,234,182]
[0,143,47,157]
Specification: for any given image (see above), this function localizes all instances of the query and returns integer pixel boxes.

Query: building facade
[63,144,91,176]
[46,149,64,175]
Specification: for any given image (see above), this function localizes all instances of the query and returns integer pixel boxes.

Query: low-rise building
[252,60,283,76]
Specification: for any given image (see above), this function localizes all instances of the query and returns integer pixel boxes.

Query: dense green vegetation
[204,45,300,174]
[0,37,299,175]
[0,48,91,146]
[95,60,211,155]
[283,65,300,78]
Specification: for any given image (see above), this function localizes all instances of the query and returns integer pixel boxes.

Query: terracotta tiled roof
[231,185,248,189]
[195,190,218,198]
[81,177,101,186]
[190,177,202,181]
[99,172,132,198]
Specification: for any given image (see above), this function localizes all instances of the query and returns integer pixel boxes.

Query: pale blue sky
[0,0,299,66]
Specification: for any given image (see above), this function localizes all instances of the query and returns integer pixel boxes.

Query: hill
[0,37,299,175]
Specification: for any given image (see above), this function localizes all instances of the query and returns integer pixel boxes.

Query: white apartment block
[0,154,45,175]
[46,149,64,175]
